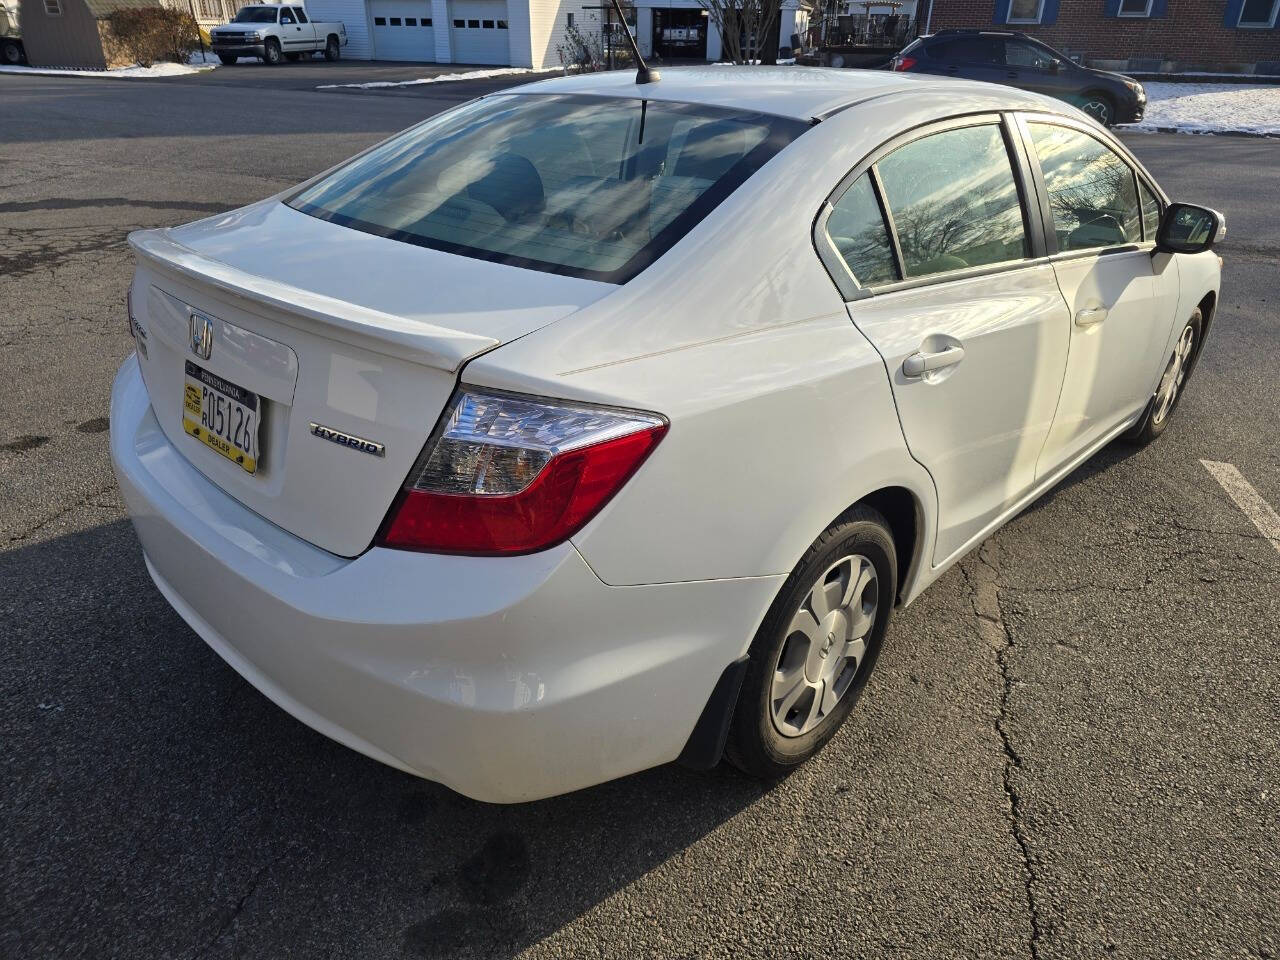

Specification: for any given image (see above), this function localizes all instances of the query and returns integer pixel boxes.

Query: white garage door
[370,0,435,61]
[449,0,509,64]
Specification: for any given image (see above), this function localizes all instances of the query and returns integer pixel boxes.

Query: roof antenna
[609,0,659,84]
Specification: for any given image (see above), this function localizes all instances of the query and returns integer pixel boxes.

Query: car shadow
[2,518,772,958]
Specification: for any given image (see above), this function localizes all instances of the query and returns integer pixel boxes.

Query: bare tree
[700,0,783,64]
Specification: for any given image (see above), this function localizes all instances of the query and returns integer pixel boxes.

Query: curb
[1120,125,1280,139]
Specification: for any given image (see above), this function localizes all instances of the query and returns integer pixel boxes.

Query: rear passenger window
[826,175,897,287]
[935,36,1001,63]
[1139,179,1161,242]
[875,124,1028,278]
[1027,123,1141,251]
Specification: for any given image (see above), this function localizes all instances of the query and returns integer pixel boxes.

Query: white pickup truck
[210,5,347,66]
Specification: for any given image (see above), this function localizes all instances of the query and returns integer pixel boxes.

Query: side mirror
[1156,203,1225,255]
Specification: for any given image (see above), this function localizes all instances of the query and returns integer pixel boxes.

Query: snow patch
[317,67,538,89]
[0,61,216,78]
[1121,82,1280,136]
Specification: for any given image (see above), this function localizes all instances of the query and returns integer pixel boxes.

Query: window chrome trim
[813,111,1043,302]
[868,255,1056,296]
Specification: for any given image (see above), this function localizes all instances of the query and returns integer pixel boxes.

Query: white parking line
[1200,460,1280,554]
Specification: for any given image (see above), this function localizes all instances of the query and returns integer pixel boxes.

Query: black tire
[217,53,237,65]
[1125,308,1203,446]
[1080,91,1115,127]
[1,38,23,65]
[262,38,281,64]
[726,506,897,780]
[324,36,340,61]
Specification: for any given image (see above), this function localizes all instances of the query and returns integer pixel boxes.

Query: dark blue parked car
[891,30,1147,127]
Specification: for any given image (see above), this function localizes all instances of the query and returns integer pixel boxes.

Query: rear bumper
[109,355,780,802]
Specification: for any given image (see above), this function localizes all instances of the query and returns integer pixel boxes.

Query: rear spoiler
[128,228,498,373]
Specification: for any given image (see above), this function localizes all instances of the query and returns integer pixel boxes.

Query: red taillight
[377,388,667,555]
[893,56,917,71]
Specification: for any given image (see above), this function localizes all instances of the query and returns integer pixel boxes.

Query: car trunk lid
[128,201,613,557]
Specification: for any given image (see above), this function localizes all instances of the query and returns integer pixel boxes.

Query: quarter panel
[470,312,934,587]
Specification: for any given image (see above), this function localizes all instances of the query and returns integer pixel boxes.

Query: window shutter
[1150,0,1168,16]
[1103,0,1122,16]
[993,0,1012,23]
[1223,0,1246,26]
[1041,0,1060,23]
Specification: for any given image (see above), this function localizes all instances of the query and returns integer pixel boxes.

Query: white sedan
[110,67,1223,802]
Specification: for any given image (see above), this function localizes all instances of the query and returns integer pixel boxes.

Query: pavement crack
[962,542,1046,960]
[5,481,118,544]
[186,846,295,960]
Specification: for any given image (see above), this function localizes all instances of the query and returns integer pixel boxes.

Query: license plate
[182,360,260,474]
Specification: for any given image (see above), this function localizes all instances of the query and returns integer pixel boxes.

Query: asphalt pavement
[1,71,1277,959]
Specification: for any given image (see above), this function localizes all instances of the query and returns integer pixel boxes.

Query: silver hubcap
[770,555,878,738]
[1082,99,1110,124]
[1152,323,1195,426]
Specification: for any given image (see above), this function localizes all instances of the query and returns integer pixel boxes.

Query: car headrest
[466,153,545,223]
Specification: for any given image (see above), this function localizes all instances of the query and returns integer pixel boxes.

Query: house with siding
[294,0,804,67]
[920,0,1280,74]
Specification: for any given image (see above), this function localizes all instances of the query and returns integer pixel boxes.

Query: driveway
[1,71,1277,960]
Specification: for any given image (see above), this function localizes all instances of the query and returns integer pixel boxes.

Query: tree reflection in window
[826,174,898,287]
[1028,123,1140,251]
[875,124,1028,279]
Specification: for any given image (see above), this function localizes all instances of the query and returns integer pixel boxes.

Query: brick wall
[923,0,1280,72]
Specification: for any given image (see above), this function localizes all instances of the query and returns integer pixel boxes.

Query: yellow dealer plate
[182,360,260,474]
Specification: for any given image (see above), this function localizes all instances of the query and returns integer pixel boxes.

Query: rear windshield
[288,94,808,283]
[233,7,278,21]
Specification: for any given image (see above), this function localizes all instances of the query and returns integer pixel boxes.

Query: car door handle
[903,345,965,379]
[1005,70,1018,79]
[1075,306,1108,327]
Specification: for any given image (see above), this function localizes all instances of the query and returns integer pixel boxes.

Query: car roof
[511,65,1066,122]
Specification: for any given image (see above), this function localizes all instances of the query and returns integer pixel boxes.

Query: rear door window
[874,123,1028,278]
[288,94,808,283]
[933,36,1001,64]
[1027,123,1141,251]
[825,174,897,287]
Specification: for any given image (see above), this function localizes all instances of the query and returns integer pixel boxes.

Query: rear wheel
[726,507,897,779]
[1,38,23,65]
[262,38,281,64]
[324,36,340,61]
[1079,91,1115,126]
[217,53,237,65]
[1126,309,1202,445]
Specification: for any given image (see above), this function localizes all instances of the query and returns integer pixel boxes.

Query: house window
[1007,0,1044,22]
[1117,0,1153,15]
[1238,0,1280,27]
[566,12,574,27]
[43,0,61,15]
